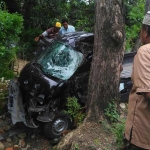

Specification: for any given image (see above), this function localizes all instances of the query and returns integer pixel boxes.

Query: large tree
[57,0,125,149]
[86,0,125,121]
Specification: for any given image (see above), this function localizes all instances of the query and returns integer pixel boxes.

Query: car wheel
[44,111,73,140]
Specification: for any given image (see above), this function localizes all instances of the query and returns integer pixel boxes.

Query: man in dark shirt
[35,22,61,41]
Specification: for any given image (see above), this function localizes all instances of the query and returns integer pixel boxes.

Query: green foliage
[101,120,112,134]
[0,1,7,10]
[18,0,94,32]
[2,0,94,59]
[65,97,85,126]
[68,0,94,32]
[112,119,125,149]
[104,101,125,148]
[125,0,145,51]
[74,143,80,150]
[19,28,42,59]
[104,101,119,123]
[101,118,125,149]
[0,68,16,79]
[21,0,68,29]
[1,0,146,55]
[0,8,23,78]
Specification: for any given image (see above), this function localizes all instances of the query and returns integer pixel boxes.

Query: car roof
[56,31,94,55]
[56,31,94,43]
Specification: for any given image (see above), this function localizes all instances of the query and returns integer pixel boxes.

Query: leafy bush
[104,101,125,148]
[104,101,119,123]
[112,119,125,149]
[0,8,23,79]
[125,0,145,51]
[19,28,42,60]
[68,0,94,32]
[65,97,85,126]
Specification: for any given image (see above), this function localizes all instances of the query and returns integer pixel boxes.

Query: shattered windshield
[36,41,84,80]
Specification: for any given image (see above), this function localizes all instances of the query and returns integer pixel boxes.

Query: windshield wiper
[34,62,43,70]
[34,63,50,76]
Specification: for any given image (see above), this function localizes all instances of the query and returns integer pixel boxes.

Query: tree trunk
[145,0,150,14]
[57,1,125,149]
[88,0,93,4]
[22,0,37,28]
[4,0,21,13]
[85,0,125,122]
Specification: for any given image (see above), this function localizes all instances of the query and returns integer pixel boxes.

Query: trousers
[122,139,148,150]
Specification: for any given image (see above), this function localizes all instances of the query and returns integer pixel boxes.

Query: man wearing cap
[59,19,75,34]
[123,11,150,150]
[35,22,61,41]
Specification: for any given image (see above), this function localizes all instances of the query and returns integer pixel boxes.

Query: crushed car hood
[18,62,60,96]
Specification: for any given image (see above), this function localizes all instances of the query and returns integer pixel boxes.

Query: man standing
[124,11,150,150]
[59,19,75,34]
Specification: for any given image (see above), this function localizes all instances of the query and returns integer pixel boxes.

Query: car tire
[43,111,73,140]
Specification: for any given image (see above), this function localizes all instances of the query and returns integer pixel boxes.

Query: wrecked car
[8,32,94,141]
[8,32,133,141]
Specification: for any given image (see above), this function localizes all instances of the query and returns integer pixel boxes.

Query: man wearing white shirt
[59,19,75,34]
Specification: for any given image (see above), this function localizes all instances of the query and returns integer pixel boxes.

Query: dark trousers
[123,146,147,150]
[122,139,148,150]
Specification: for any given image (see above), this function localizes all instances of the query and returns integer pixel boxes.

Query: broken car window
[36,41,84,80]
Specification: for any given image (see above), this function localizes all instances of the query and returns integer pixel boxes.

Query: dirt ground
[0,113,54,150]
[57,121,119,150]
[0,113,119,150]
[13,58,29,74]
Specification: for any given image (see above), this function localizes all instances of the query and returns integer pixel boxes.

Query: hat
[142,11,150,25]
[55,22,61,28]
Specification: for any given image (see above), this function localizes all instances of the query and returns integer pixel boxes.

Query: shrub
[125,0,144,51]
[104,101,125,148]
[0,8,23,79]
[65,97,85,126]
[104,101,119,123]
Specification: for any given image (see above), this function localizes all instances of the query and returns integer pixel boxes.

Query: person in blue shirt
[59,19,75,34]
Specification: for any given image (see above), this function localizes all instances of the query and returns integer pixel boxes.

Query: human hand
[34,37,39,41]
[35,35,43,41]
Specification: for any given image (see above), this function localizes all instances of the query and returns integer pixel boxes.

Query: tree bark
[57,1,125,149]
[85,0,125,122]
